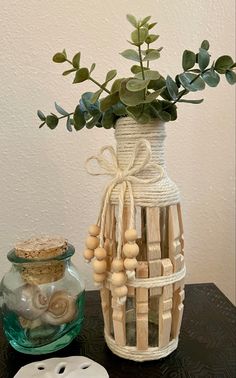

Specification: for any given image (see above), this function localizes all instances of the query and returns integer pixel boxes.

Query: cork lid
[15,236,68,260]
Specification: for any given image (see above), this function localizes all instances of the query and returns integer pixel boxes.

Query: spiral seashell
[8,284,48,321]
[41,290,77,326]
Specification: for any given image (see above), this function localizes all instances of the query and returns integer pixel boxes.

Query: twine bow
[86,138,164,259]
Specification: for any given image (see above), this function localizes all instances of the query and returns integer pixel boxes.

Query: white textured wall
[0,0,235,303]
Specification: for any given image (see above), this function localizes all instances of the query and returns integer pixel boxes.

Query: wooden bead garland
[83,224,108,286]
[123,228,139,279]
[83,224,100,262]
[111,258,127,304]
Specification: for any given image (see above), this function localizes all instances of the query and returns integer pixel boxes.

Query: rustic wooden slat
[177,203,184,254]
[171,287,185,339]
[168,205,182,271]
[146,207,162,298]
[112,296,126,346]
[136,261,149,350]
[159,258,173,348]
[100,287,111,335]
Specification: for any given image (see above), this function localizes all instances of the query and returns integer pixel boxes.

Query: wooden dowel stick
[136,261,149,350]
[159,258,173,348]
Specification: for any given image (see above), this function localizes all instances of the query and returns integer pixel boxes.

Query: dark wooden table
[0,284,235,377]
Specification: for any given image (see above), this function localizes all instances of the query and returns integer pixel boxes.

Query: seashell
[42,290,77,326]
[8,284,48,320]
[19,316,42,330]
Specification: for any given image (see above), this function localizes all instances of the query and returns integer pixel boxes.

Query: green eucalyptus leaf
[178,99,204,104]
[175,75,181,88]
[179,72,205,92]
[86,113,101,129]
[202,68,220,87]
[105,69,117,82]
[158,110,171,122]
[111,78,124,93]
[148,22,157,30]
[90,63,96,73]
[73,105,86,130]
[131,27,148,45]
[230,63,236,68]
[120,49,140,62]
[62,68,76,76]
[81,92,100,116]
[126,78,149,92]
[145,34,159,44]
[46,115,58,129]
[131,65,149,74]
[127,104,150,124]
[100,92,120,112]
[166,75,178,100]
[159,101,177,121]
[126,14,138,27]
[119,79,145,106]
[182,50,195,71]
[143,50,160,61]
[37,110,46,121]
[225,70,236,85]
[66,116,73,132]
[52,52,66,63]
[198,48,210,71]
[143,89,163,103]
[148,75,166,91]
[201,40,210,50]
[215,55,234,73]
[72,52,81,69]
[102,109,116,129]
[90,89,103,104]
[112,101,127,116]
[140,16,151,26]
[73,67,89,83]
[55,102,68,116]
[135,70,160,80]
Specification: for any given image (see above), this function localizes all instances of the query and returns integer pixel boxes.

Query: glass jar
[0,240,85,355]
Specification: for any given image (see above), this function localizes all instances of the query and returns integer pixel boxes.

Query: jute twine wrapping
[111,117,180,207]
[15,236,67,285]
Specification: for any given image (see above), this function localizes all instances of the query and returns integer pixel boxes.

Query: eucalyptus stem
[89,77,110,94]
[168,68,211,108]
[66,59,73,65]
[137,27,146,101]
[58,112,74,119]
[147,43,150,69]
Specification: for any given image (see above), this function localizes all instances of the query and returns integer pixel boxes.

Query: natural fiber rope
[107,265,186,288]
[111,118,180,207]
[86,138,164,259]
[104,330,179,361]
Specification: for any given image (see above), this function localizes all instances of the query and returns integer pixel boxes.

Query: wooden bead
[94,247,107,260]
[86,236,99,250]
[93,259,107,274]
[83,249,94,261]
[114,285,128,298]
[124,258,138,271]
[111,258,124,272]
[123,243,139,258]
[125,228,138,242]
[88,224,100,236]
[93,272,106,283]
[111,272,126,287]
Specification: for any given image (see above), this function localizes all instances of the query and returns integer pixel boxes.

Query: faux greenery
[38,14,236,131]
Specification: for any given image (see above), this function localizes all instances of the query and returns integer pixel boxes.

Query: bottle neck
[115,117,166,170]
